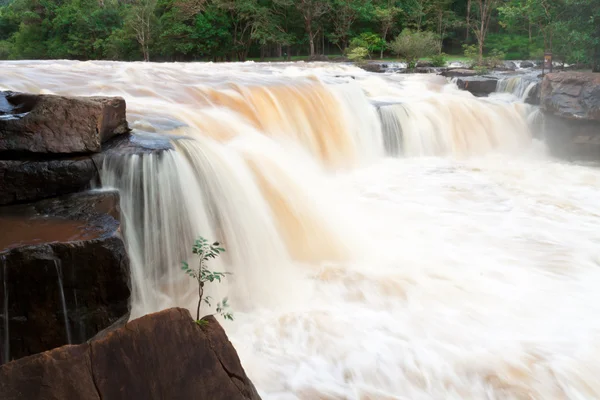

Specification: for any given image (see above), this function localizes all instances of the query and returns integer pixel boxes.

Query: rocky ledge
[0,308,261,400]
[540,72,600,159]
[0,190,130,363]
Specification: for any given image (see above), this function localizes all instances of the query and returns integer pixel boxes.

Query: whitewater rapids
[2,61,600,399]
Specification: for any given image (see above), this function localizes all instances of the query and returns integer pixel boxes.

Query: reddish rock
[0,308,261,400]
[0,191,130,363]
[541,72,600,121]
[0,91,128,154]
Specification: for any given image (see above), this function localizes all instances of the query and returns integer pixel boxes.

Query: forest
[0,0,598,69]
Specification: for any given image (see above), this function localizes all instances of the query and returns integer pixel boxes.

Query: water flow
[3,61,596,398]
[497,76,538,100]
[54,260,72,345]
[1,256,8,365]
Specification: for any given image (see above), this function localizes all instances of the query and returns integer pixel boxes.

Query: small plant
[347,46,369,63]
[430,52,447,67]
[181,237,233,326]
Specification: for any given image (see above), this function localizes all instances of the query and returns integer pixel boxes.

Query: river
[2,60,600,399]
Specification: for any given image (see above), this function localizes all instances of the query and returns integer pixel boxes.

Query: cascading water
[2,61,600,398]
[496,75,539,100]
[54,260,72,345]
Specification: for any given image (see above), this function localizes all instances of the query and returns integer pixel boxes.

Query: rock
[416,60,434,68]
[525,81,541,105]
[519,61,534,68]
[503,61,518,70]
[0,156,98,206]
[414,67,437,74]
[455,76,499,96]
[0,91,128,155]
[439,68,477,77]
[0,190,130,363]
[542,113,600,160]
[541,72,600,121]
[358,63,385,73]
[0,308,261,400]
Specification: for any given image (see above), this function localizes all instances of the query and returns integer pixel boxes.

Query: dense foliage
[0,0,598,69]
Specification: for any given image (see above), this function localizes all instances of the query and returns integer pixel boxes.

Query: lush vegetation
[0,0,598,70]
[181,236,233,324]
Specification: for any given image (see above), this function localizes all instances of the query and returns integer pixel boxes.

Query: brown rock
[0,191,130,363]
[541,72,600,121]
[0,308,261,400]
[0,91,128,154]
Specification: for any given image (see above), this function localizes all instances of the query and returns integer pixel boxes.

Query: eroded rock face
[0,308,261,400]
[0,91,128,154]
[0,191,130,363]
[541,72,600,121]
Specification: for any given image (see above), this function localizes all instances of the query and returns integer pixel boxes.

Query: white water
[2,61,600,398]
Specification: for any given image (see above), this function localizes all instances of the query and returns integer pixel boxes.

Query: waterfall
[54,260,72,345]
[496,75,538,100]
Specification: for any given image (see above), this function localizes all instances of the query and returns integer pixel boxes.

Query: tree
[126,0,157,61]
[181,237,233,324]
[389,28,437,69]
[372,3,400,58]
[294,0,330,57]
[328,0,371,52]
[471,0,499,64]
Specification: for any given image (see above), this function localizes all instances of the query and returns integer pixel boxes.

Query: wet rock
[503,61,518,70]
[358,63,385,73]
[416,60,434,68]
[0,156,98,206]
[542,113,600,160]
[0,91,128,155]
[525,81,541,105]
[0,190,130,363]
[414,67,437,74]
[519,61,534,68]
[0,308,261,400]
[439,68,477,77]
[541,72,600,121]
[455,76,498,96]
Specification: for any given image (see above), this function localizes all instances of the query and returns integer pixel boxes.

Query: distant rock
[440,68,477,77]
[0,92,128,155]
[519,61,534,68]
[358,63,385,73]
[307,54,329,62]
[0,190,130,363]
[0,308,261,400]
[455,76,499,96]
[541,72,600,120]
[416,60,434,68]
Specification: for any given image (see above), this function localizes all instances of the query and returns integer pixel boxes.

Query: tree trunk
[466,0,471,40]
[286,45,291,61]
[309,37,315,57]
[260,46,265,62]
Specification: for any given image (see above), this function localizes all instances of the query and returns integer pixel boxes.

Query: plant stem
[197,280,203,320]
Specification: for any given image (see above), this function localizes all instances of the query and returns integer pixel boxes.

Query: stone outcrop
[455,76,498,96]
[0,190,130,363]
[440,68,478,78]
[541,72,600,120]
[0,157,98,206]
[0,92,128,154]
[0,308,261,400]
[358,63,385,73]
[540,72,600,160]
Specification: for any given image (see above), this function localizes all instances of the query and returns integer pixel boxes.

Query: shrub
[430,52,447,67]
[389,29,438,70]
[347,46,369,63]
[463,44,504,68]
[181,237,233,325]
[348,32,385,60]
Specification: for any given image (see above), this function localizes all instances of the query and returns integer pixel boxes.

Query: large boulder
[0,190,130,363]
[0,91,128,155]
[455,76,498,96]
[358,63,385,73]
[540,72,600,120]
[0,308,261,400]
